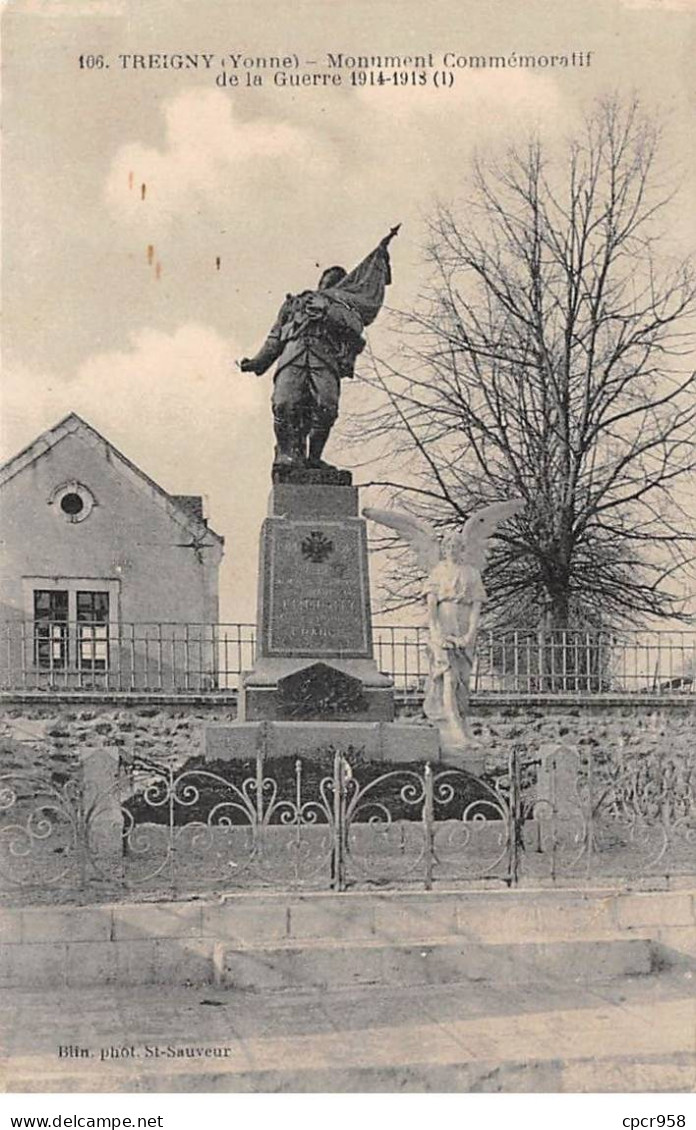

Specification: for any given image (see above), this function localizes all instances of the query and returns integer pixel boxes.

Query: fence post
[549,752,558,883]
[20,620,28,690]
[585,752,594,878]
[76,777,88,894]
[513,630,519,692]
[508,748,521,887]
[423,762,434,890]
[332,750,346,891]
[255,731,265,862]
[166,762,176,896]
[537,629,544,693]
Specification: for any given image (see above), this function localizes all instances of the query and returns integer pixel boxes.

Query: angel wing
[363,508,441,572]
[457,499,525,554]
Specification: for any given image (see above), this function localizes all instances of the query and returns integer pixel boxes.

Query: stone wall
[0,696,692,776]
[0,699,238,778]
[403,698,695,765]
[1,697,692,905]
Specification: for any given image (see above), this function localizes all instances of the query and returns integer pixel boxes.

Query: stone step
[8,1053,694,1094]
[4,889,694,989]
[219,936,657,991]
[4,977,692,1093]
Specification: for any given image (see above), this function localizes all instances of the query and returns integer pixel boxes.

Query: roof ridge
[0,412,224,545]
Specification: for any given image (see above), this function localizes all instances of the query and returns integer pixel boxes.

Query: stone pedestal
[240,474,394,723]
[531,743,585,856]
[535,744,583,816]
[207,468,442,765]
[81,748,124,879]
[206,719,441,763]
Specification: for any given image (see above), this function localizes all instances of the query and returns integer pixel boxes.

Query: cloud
[0,322,267,481]
[102,73,565,267]
[105,89,337,230]
[351,68,566,197]
[96,72,573,336]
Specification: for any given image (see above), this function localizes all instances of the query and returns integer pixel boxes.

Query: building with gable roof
[0,413,224,690]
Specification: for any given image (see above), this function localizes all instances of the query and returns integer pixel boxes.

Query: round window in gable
[48,481,96,524]
[60,492,84,517]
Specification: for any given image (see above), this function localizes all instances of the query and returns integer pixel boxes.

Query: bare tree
[353,96,696,632]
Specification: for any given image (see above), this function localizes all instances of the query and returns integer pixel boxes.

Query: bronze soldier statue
[240,226,399,473]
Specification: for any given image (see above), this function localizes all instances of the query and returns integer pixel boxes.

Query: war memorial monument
[205,227,522,766]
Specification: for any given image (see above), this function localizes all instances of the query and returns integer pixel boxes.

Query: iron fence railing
[0,743,693,902]
[0,621,694,697]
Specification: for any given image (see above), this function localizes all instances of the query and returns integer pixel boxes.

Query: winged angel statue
[363,501,525,755]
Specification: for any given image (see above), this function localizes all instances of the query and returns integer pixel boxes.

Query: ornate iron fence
[1,621,694,697]
[0,743,693,903]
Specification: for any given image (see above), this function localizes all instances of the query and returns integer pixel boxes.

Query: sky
[2,0,695,621]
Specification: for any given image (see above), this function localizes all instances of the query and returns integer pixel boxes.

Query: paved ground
[2,971,695,1092]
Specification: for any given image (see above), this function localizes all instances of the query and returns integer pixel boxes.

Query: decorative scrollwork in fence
[0,773,83,889]
[589,746,696,876]
[256,758,336,885]
[429,766,514,883]
[515,745,696,881]
[0,742,694,902]
[342,768,428,886]
[117,764,261,889]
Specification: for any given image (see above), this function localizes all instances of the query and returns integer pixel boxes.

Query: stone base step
[4,889,695,989]
[8,1053,694,1094]
[4,976,692,1093]
[219,937,657,991]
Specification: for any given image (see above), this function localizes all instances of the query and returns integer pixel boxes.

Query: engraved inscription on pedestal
[259,519,372,658]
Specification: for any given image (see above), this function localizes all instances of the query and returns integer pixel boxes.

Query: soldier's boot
[307,410,338,471]
[288,417,308,465]
[273,406,307,467]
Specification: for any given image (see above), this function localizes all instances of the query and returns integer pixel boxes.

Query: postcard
[1,0,694,1102]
